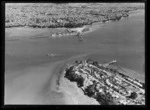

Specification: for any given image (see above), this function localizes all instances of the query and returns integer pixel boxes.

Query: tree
[75,60,82,64]
[96,86,115,105]
[84,84,96,97]
[96,92,106,105]
[92,61,99,67]
[128,92,138,99]
[64,66,74,79]
[86,58,93,64]
[64,66,84,87]
[76,76,84,87]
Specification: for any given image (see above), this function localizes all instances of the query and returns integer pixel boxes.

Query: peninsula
[63,59,145,105]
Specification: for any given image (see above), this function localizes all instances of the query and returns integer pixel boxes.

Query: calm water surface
[5,10,145,74]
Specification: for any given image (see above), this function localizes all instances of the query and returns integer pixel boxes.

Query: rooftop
[64,59,145,105]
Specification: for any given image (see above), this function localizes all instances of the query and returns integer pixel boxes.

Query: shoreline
[5,53,144,104]
[5,5,145,104]
[5,22,102,40]
[5,9,144,40]
[60,56,145,105]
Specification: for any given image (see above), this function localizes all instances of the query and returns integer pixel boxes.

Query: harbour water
[4,9,145,104]
[5,10,145,74]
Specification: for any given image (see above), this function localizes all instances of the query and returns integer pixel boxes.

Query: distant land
[5,3,145,105]
[5,3,144,28]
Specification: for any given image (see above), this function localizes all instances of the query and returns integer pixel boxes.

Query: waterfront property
[64,59,145,105]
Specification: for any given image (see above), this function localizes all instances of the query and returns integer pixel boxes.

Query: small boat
[47,53,55,57]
